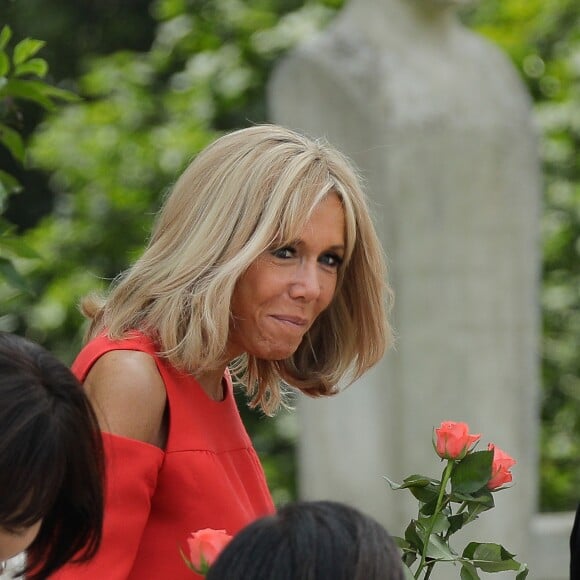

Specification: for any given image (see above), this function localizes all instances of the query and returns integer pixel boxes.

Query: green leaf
[516,564,530,579]
[0,256,30,292]
[451,450,493,494]
[450,488,494,508]
[404,520,423,552]
[14,58,48,78]
[392,536,410,550]
[0,219,14,236]
[0,169,22,197]
[0,26,12,51]
[462,542,524,573]
[383,476,403,490]
[448,512,469,535]
[417,513,449,535]
[3,78,54,109]
[13,38,45,65]
[397,536,419,569]
[384,474,441,503]
[425,534,457,562]
[401,563,415,580]
[0,52,9,77]
[402,550,418,569]
[466,492,494,522]
[3,79,78,109]
[0,236,40,259]
[36,82,80,102]
[402,474,440,487]
[460,561,480,580]
[418,496,439,516]
[0,123,25,162]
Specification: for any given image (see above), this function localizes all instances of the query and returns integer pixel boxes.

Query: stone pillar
[268,0,561,577]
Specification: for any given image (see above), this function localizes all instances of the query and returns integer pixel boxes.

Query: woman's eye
[272,246,295,259]
[320,253,343,268]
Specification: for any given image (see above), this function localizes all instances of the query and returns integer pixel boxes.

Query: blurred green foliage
[0,24,77,292]
[2,0,580,510]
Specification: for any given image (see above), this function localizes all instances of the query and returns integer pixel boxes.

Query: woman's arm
[51,350,166,579]
[84,349,168,448]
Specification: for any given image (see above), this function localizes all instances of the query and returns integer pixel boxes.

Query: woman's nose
[288,262,321,301]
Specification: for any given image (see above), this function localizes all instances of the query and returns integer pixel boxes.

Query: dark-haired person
[206,500,405,580]
[53,124,393,579]
[571,503,580,579]
[0,332,104,579]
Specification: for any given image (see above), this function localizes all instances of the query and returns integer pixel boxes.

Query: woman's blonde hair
[82,124,393,415]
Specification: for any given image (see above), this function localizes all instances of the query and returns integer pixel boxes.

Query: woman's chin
[254,341,301,361]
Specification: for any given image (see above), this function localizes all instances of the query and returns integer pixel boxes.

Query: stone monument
[269,1,570,578]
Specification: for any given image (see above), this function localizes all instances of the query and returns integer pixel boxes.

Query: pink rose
[187,528,232,573]
[434,421,481,460]
[487,443,516,490]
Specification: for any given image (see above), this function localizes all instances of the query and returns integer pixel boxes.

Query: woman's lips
[271,315,309,328]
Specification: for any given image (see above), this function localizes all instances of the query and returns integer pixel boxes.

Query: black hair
[0,332,104,579]
[206,500,405,580]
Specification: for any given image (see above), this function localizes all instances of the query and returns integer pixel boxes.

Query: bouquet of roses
[385,421,528,579]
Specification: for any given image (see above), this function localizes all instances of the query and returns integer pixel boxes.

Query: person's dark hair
[0,332,104,579]
[206,500,405,580]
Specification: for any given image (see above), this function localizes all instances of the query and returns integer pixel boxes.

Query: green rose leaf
[394,534,419,567]
[404,520,423,552]
[425,533,457,561]
[448,512,469,535]
[384,474,439,490]
[463,542,525,573]
[419,496,439,516]
[392,535,409,550]
[516,563,530,579]
[450,488,494,509]
[383,476,403,490]
[384,474,441,504]
[413,485,440,504]
[417,513,449,536]
[402,563,415,580]
[451,450,493,494]
[460,561,481,580]
[402,548,418,569]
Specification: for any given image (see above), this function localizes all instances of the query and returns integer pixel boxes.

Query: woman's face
[0,520,42,561]
[228,193,346,360]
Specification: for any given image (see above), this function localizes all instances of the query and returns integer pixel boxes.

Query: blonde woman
[53,124,393,580]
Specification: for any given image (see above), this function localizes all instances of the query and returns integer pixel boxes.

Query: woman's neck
[195,367,228,401]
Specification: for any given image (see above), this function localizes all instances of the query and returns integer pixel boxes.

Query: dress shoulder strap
[72,332,157,381]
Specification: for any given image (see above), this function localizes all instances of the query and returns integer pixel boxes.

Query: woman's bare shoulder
[83,349,168,448]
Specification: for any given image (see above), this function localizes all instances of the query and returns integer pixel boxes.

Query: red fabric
[52,333,274,580]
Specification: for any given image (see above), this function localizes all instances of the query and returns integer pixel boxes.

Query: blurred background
[1,0,579,514]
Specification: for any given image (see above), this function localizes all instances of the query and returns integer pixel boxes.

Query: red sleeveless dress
[52,333,274,579]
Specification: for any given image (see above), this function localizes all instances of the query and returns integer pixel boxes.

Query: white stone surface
[268,0,566,577]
